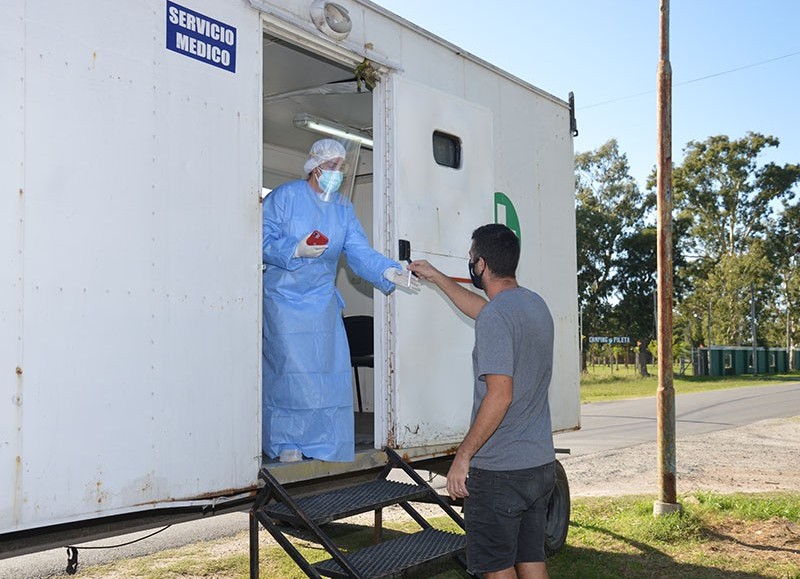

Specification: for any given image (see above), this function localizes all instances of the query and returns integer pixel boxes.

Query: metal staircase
[249,447,468,578]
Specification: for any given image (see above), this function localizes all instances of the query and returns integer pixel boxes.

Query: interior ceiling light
[310,1,352,41]
[293,113,373,148]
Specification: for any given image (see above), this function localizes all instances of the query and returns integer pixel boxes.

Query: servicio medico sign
[166,1,237,73]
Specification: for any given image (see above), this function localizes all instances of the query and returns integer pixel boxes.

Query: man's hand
[407,259,442,282]
[409,259,487,320]
[446,454,470,499]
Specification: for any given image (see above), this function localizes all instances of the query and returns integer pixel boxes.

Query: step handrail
[384,447,465,531]
[254,467,364,579]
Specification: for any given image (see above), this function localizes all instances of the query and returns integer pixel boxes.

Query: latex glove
[294,232,328,258]
[383,267,420,290]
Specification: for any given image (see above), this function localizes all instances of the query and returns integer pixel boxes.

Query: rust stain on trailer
[95,481,108,504]
[402,444,459,464]
[436,445,460,457]
[14,361,23,524]
[131,485,259,507]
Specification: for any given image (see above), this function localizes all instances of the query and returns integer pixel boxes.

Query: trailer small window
[432,131,461,169]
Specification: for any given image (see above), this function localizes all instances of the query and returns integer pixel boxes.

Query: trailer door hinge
[569,91,579,137]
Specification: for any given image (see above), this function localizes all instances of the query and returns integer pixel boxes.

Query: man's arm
[408,259,486,319]
[445,374,513,499]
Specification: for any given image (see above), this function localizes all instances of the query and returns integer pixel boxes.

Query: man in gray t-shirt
[472,286,554,471]
[409,223,556,579]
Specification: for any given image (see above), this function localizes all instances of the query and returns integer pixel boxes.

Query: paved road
[554,382,800,456]
[4,382,799,578]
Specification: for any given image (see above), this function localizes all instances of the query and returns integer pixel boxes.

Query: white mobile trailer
[0,0,580,557]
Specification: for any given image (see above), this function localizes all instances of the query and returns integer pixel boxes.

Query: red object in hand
[307,230,328,246]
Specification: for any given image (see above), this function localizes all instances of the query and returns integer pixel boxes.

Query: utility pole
[653,292,657,339]
[654,0,681,517]
[786,281,791,356]
[579,305,584,373]
[751,282,757,377]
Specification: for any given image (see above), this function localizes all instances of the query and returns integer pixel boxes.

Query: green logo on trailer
[494,192,521,241]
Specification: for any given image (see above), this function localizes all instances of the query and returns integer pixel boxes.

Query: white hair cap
[303,139,347,174]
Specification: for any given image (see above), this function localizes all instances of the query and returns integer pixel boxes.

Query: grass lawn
[580,364,800,403]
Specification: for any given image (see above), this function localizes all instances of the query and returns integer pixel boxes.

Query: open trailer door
[386,77,494,452]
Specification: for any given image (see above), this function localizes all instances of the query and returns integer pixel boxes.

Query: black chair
[343,315,373,413]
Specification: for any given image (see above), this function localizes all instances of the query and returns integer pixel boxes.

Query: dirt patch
[560,415,800,498]
[698,517,800,572]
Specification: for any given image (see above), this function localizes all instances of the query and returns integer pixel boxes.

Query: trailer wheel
[544,459,570,557]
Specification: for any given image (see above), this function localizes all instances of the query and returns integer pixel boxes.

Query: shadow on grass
[547,522,774,579]
[702,527,800,557]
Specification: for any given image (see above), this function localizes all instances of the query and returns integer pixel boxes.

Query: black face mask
[468,257,484,290]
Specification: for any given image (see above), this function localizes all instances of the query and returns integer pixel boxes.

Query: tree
[673,133,799,349]
[673,132,797,260]
[765,199,800,349]
[576,139,651,345]
[612,228,656,340]
[575,133,799,364]
[703,246,776,346]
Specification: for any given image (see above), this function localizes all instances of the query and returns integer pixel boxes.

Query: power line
[579,50,800,110]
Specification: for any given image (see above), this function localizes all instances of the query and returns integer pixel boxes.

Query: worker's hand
[294,231,328,258]
[446,454,470,500]
[407,259,442,283]
[383,267,420,290]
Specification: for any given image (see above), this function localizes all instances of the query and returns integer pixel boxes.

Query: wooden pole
[654,0,681,516]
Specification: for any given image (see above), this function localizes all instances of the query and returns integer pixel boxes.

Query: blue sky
[372,0,800,190]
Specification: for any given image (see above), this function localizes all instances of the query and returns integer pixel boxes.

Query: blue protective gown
[262,179,400,462]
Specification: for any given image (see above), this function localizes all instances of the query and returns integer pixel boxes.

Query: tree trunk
[636,341,650,377]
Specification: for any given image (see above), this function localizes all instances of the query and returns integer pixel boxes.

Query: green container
[757,349,767,374]
[794,350,800,371]
[733,348,747,375]
[709,348,724,376]
[776,350,788,373]
[746,349,756,373]
[723,350,735,375]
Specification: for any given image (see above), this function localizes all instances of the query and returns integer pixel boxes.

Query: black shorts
[464,462,556,574]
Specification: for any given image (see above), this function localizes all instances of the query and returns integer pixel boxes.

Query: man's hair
[471,224,520,278]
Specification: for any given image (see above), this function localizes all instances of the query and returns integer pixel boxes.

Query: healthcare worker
[262,138,412,462]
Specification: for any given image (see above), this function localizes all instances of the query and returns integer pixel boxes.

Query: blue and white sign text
[166,1,236,73]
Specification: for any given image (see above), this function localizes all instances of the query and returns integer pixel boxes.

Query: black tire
[544,459,570,557]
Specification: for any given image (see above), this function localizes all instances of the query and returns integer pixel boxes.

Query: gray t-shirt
[470,286,555,470]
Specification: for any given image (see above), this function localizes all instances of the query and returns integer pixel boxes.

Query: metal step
[314,527,466,579]
[263,480,429,526]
